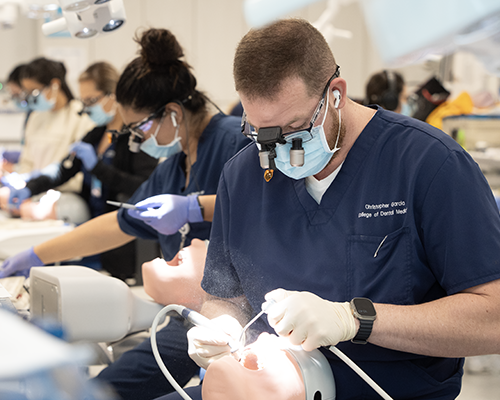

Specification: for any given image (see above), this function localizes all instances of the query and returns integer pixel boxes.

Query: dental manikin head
[142,238,207,311]
[202,333,306,400]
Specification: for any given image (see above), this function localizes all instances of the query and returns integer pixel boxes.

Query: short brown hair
[79,61,120,95]
[234,18,337,101]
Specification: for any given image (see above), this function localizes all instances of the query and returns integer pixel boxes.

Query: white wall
[0,0,498,110]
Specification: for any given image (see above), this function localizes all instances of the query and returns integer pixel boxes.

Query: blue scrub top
[118,113,251,261]
[202,107,500,399]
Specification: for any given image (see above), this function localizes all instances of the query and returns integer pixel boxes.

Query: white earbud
[170,111,178,128]
[333,90,341,109]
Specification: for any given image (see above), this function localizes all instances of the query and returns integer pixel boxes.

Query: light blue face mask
[400,102,413,117]
[275,90,341,180]
[140,115,183,159]
[28,85,58,112]
[13,98,30,112]
[86,101,115,126]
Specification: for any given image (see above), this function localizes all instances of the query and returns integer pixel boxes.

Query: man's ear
[330,78,347,109]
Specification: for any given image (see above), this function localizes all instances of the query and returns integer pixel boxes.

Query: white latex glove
[265,288,357,351]
[187,314,242,370]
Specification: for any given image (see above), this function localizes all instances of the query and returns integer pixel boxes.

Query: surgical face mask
[275,89,341,180]
[28,85,57,112]
[13,98,30,112]
[140,115,183,159]
[400,102,413,117]
[86,101,115,126]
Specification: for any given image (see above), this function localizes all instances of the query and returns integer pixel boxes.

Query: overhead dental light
[41,0,126,39]
[0,0,59,28]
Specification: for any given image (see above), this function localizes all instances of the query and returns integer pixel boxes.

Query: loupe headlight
[257,126,285,170]
[106,127,143,153]
[290,137,305,167]
[242,112,307,170]
[127,130,143,153]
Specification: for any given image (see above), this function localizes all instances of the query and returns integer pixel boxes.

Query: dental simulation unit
[151,301,394,400]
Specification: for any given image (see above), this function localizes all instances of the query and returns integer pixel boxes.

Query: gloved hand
[0,247,44,278]
[127,194,204,235]
[69,141,98,171]
[8,187,31,209]
[265,289,357,351]
[187,314,242,370]
[0,172,27,189]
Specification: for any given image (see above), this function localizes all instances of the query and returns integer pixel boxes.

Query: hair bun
[137,28,184,68]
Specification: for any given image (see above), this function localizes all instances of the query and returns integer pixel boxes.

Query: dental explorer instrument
[234,298,276,352]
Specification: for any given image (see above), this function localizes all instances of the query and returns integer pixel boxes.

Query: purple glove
[0,247,44,278]
[127,194,203,235]
[69,141,98,171]
[8,187,31,209]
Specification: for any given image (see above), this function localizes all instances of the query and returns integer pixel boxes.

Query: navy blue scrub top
[202,107,500,399]
[117,113,251,261]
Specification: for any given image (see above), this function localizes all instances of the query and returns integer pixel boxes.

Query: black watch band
[352,319,374,344]
[350,297,376,345]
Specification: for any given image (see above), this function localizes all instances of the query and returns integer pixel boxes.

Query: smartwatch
[350,297,377,344]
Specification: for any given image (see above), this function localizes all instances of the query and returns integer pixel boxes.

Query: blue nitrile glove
[8,187,31,209]
[69,141,98,171]
[127,194,204,235]
[0,247,44,278]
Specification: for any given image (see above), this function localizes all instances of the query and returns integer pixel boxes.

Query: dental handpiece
[180,307,241,352]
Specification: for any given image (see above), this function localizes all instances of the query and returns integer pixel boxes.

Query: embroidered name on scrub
[358,201,407,218]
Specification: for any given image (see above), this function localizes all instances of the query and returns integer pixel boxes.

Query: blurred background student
[0,57,95,213]
[364,69,410,115]
[6,61,158,280]
[1,63,30,175]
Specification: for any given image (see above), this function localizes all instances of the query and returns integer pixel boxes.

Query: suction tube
[151,305,193,400]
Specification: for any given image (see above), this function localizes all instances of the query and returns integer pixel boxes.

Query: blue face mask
[400,102,413,117]
[28,85,57,112]
[86,101,115,126]
[140,115,183,159]
[13,98,30,112]
[275,90,341,180]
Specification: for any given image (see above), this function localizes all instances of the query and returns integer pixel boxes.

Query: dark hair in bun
[116,28,207,115]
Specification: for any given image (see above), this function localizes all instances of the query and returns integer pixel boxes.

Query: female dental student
[0,57,95,212]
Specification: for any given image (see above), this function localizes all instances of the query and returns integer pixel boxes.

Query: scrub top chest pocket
[347,226,411,304]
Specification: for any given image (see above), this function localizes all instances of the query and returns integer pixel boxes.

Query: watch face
[353,297,376,317]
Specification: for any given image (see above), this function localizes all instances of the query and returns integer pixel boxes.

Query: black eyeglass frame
[80,93,109,109]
